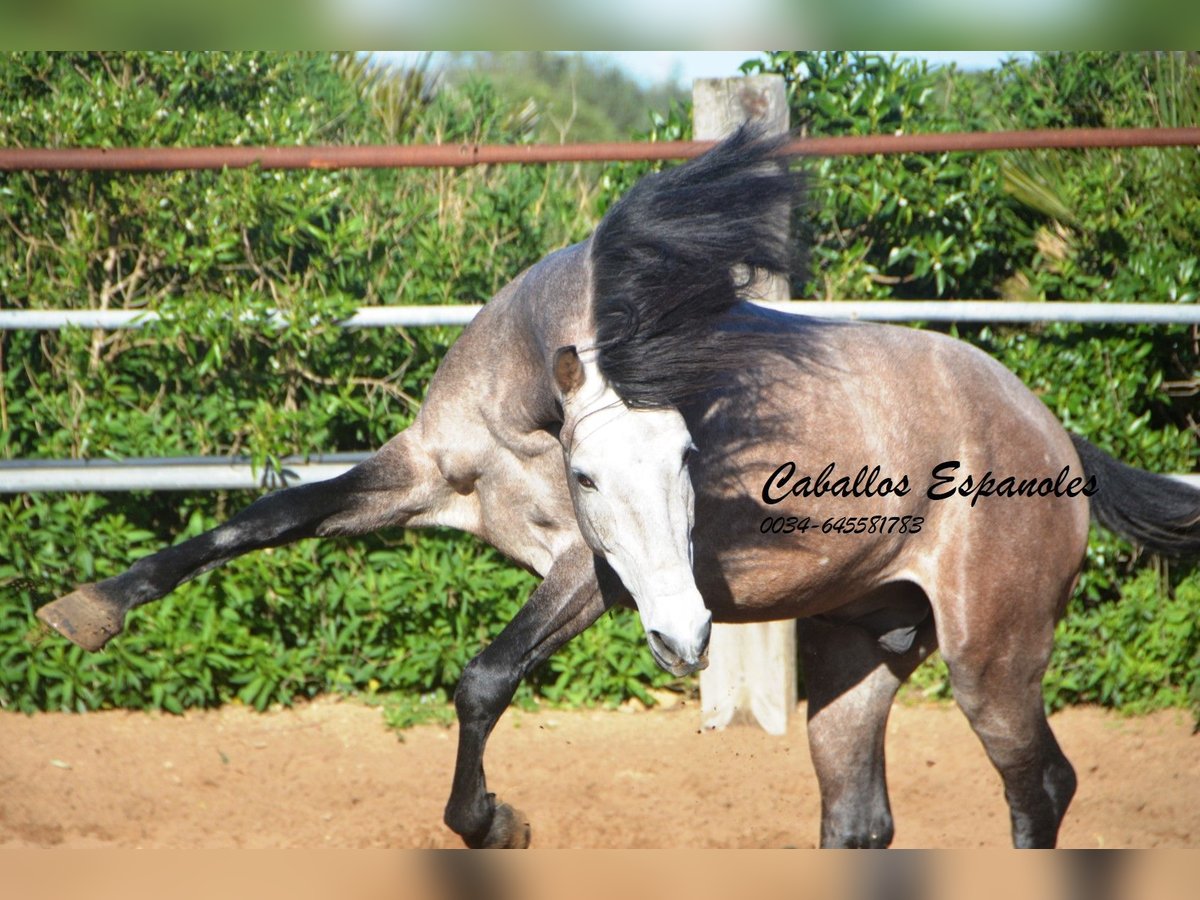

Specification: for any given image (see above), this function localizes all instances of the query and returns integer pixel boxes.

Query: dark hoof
[481,802,531,849]
[36,584,125,652]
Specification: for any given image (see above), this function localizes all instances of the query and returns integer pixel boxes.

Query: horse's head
[553,344,711,676]
[545,128,802,676]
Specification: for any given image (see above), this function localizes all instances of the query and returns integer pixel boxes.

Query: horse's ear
[553,346,585,396]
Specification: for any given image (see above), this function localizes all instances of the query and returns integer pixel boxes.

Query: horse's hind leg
[37,431,437,651]
[939,587,1077,848]
[798,591,937,849]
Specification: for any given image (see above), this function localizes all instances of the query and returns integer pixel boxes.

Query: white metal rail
[0,455,371,492]
[0,305,480,331]
[2,300,1200,331]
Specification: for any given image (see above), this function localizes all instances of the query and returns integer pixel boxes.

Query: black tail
[1071,433,1200,557]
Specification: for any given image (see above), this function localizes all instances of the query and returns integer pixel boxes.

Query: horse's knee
[454,653,517,723]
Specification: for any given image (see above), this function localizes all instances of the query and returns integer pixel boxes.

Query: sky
[374,50,1032,87]
[591,51,1031,85]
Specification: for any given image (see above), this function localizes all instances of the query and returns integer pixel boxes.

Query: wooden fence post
[694,75,798,736]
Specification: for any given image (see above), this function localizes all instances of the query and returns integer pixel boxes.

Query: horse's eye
[574,472,597,491]
[683,444,699,465]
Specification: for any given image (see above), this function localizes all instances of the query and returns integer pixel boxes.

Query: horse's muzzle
[647,618,712,677]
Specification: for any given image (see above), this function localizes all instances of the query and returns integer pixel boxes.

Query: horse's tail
[1070,433,1200,557]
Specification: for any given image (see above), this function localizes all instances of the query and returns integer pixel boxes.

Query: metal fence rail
[3,128,1200,172]
[4,300,1200,332]
[0,454,371,493]
[0,305,483,331]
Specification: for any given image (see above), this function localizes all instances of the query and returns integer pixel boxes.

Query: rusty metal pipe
[3,128,1200,172]
[0,142,705,172]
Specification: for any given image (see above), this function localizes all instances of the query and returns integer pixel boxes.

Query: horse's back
[691,314,1091,622]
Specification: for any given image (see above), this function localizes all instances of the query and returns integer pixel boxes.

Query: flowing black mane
[589,126,811,408]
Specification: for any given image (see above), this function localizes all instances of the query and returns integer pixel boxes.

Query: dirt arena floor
[1,695,1196,849]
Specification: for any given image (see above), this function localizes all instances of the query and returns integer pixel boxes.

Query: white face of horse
[553,346,712,677]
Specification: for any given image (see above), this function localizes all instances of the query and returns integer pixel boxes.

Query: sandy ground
[1,696,1196,849]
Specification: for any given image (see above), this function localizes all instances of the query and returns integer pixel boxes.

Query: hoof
[36,584,125,652]
[481,802,531,849]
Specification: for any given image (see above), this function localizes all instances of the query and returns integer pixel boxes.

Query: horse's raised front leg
[798,593,936,849]
[443,545,616,848]
[37,431,437,651]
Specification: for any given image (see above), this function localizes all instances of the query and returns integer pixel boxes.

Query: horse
[36,128,1200,849]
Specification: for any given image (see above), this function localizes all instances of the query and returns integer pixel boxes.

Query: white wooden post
[694,75,798,736]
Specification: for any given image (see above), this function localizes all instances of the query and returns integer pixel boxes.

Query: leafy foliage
[1,51,1197,725]
[0,51,672,720]
[438,51,687,143]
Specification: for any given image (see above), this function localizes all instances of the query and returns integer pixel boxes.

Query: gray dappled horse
[38,129,1200,848]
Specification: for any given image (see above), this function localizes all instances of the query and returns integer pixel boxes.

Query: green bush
[1,52,1196,723]
[0,51,675,719]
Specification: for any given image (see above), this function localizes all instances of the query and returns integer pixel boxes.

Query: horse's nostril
[698,618,713,653]
[647,627,711,677]
[647,630,682,663]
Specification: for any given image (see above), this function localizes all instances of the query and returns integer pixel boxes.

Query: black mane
[589,126,813,408]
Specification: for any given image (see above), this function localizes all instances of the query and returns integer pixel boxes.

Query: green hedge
[1,52,1197,721]
[0,51,678,717]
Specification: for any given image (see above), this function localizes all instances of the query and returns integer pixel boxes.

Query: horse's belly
[693,515,917,621]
